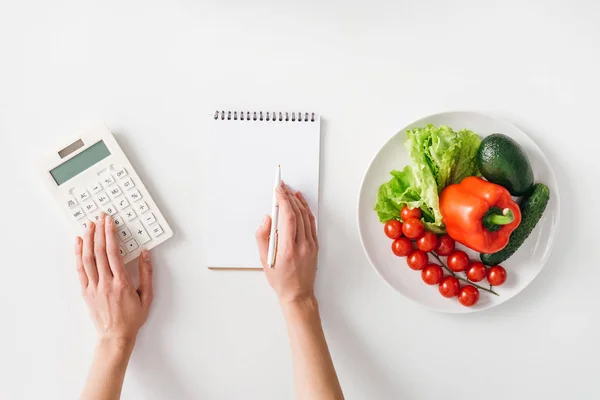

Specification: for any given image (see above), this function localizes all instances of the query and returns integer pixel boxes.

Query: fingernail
[75,236,81,245]
[261,215,269,226]
[88,221,95,230]
[142,249,151,262]
[106,216,112,225]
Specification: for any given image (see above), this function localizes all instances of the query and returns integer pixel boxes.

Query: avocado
[477,133,534,196]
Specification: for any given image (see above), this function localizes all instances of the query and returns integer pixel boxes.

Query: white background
[0,0,598,399]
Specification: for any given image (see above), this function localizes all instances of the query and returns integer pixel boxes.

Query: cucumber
[477,133,534,196]
[480,183,550,266]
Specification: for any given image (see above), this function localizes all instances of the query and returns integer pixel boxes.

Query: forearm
[282,296,344,400]
[81,336,135,400]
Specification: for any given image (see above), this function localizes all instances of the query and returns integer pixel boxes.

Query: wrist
[96,334,136,357]
[280,294,320,319]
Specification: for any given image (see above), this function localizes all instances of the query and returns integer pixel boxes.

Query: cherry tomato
[438,276,460,298]
[487,266,507,286]
[458,285,480,307]
[402,218,424,239]
[466,262,487,282]
[434,234,455,256]
[416,231,438,252]
[384,220,403,239]
[391,237,412,257]
[447,250,469,272]
[421,264,443,285]
[406,250,428,270]
[401,206,422,221]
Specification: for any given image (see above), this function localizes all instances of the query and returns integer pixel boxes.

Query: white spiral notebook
[206,110,321,269]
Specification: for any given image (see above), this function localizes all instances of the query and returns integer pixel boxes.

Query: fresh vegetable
[401,205,421,220]
[374,166,441,232]
[466,262,487,282]
[416,232,438,252]
[406,124,482,192]
[402,218,424,239]
[375,125,482,233]
[447,250,469,272]
[477,133,534,196]
[407,250,428,270]
[439,276,460,298]
[487,266,507,286]
[421,264,443,285]
[384,220,403,239]
[434,235,455,256]
[480,183,550,265]
[458,286,480,307]
[440,176,522,253]
[392,238,413,257]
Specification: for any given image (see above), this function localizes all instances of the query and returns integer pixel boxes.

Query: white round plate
[357,111,560,313]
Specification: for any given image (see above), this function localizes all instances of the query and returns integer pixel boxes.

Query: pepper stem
[483,207,515,232]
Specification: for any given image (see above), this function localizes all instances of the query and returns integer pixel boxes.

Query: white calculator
[41,123,173,263]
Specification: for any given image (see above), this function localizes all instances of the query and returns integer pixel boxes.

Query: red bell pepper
[439,177,522,253]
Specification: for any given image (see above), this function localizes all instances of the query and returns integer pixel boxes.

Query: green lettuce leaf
[450,129,482,184]
[375,124,482,233]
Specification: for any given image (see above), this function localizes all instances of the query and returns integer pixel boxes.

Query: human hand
[75,214,153,346]
[256,182,319,304]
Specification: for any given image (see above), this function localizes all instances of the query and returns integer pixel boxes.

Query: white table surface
[1,1,598,399]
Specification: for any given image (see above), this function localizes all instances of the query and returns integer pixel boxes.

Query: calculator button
[117,226,133,241]
[96,192,110,205]
[115,167,128,179]
[116,197,130,210]
[108,186,123,198]
[80,219,92,230]
[100,174,115,187]
[76,189,91,202]
[143,213,157,225]
[150,224,164,238]
[135,201,149,214]
[103,203,117,216]
[121,177,135,191]
[118,245,127,256]
[132,220,152,245]
[124,208,137,221]
[90,213,102,222]
[72,207,85,220]
[125,239,139,252]
[66,195,78,209]
[126,189,142,203]
[83,200,98,213]
[90,182,103,194]
[113,215,125,227]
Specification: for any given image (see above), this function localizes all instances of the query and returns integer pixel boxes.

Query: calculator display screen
[50,141,111,185]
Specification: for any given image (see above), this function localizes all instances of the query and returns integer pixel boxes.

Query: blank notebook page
[206,111,321,269]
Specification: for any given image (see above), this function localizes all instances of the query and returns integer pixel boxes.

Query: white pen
[267,165,281,268]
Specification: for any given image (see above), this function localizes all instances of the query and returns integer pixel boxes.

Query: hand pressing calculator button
[42,123,173,264]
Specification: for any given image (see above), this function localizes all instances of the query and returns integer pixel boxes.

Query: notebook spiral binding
[214,110,316,122]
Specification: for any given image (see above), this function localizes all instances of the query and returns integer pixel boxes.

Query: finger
[82,222,99,286]
[105,215,128,278]
[74,237,88,290]
[94,213,112,280]
[283,183,305,242]
[138,250,154,311]
[276,184,296,245]
[255,215,272,268]
[293,193,313,245]
[296,191,318,246]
